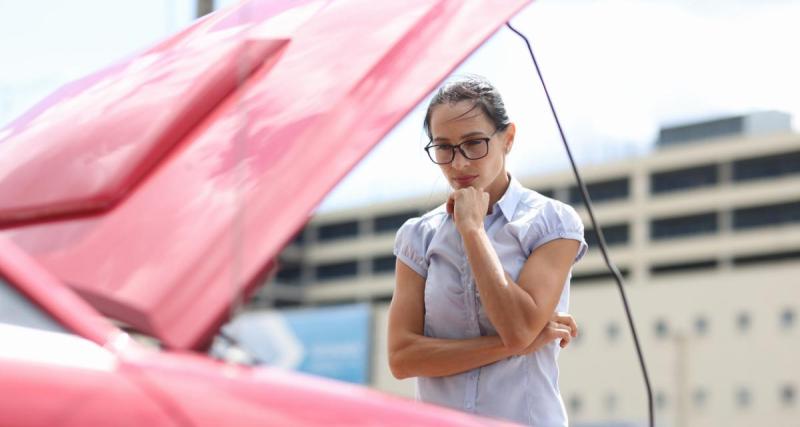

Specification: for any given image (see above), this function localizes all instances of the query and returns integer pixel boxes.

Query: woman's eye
[464,140,483,146]
[435,145,453,151]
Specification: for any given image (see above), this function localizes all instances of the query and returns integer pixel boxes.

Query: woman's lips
[454,175,478,186]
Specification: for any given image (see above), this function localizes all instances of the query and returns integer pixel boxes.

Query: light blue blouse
[393,176,587,426]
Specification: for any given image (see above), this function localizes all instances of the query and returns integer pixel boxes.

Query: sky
[1,0,799,212]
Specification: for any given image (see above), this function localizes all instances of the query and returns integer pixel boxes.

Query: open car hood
[0,0,529,350]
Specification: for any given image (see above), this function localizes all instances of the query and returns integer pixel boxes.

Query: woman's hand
[447,187,490,234]
[514,312,578,356]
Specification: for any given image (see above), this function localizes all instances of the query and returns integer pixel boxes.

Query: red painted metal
[0,0,529,350]
[0,237,118,346]
[0,237,513,426]
[0,37,287,228]
[0,0,537,424]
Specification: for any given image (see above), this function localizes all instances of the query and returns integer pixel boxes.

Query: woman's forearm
[460,227,543,350]
[390,333,514,379]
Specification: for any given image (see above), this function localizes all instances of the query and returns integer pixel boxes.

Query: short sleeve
[522,201,588,263]
[393,217,430,278]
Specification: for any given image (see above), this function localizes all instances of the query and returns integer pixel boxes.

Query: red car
[0,0,530,425]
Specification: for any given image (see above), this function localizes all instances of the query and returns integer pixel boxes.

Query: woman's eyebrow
[459,131,488,139]
[433,131,489,143]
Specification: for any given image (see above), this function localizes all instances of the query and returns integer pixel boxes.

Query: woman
[387,75,587,426]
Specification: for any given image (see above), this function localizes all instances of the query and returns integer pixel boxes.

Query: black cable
[506,22,654,427]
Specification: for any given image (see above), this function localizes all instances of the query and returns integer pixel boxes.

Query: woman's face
[428,101,515,198]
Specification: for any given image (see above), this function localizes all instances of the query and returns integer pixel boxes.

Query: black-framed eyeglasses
[424,130,498,165]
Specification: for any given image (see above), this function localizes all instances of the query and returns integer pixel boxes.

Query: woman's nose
[451,149,470,169]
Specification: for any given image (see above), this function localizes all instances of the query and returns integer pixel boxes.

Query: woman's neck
[486,171,511,210]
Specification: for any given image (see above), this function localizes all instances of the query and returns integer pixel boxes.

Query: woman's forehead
[430,101,492,135]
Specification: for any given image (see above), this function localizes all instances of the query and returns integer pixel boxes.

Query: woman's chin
[451,179,483,190]
[453,182,478,190]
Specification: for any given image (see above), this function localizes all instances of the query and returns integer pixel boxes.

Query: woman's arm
[387,260,575,379]
[450,188,581,351]
[388,260,512,379]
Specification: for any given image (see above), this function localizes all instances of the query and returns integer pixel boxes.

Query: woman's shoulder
[511,185,587,258]
[393,204,449,275]
[514,187,581,224]
[398,204,449,237]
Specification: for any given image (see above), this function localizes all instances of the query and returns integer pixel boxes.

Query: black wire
[506,22,654,427]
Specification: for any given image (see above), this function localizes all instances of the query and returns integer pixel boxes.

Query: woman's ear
[504,122,516,154]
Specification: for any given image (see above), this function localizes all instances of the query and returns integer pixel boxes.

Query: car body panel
[0,238,514,426]
[0,0,530,350]
[0,35,286,228]
[0,0,532,425]
[0,324,178,427]
[0,237,117,345]
[125,349,513,426]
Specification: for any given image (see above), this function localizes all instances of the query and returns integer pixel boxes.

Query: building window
[659,116,744,147]
[568,395,583,414]
[733,150,800,182]
[604,393,618,413]
[737,312,751,332]
[606,322,620,341]
[692,388,709,410]
[654,318,669,338]
[651,260,718,275]
[650,212,718,240]
[584,224,630,247]
[781,308,795,330]
[374,210,418,234]
[314,260,358,282]
[733,200,800,230]
[733,249,800,266]
[651,164,719,194]
[569,177,630,205]
[571,268,630,284]
[290,229,306,246]
[781,384,796,407]
[656,390,668,410]
[735,387,752,409]
[276,265,301,285]
[694,316,709,336]
[537,188,555,199]
[273,298,302,308]
[317,220,359,241]
[371,294,394,304]
[311,299,361,308]
[371,254,397,274]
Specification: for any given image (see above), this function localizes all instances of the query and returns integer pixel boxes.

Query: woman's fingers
[545,321,572,347]
[518,321,574,355]
[552,312,578,337]
[548,323,571,348]
[449,188,493,233]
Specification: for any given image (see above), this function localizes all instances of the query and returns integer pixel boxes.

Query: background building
[246,111,799,426]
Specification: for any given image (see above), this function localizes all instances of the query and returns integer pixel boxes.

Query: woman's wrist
[488,335,518,358]
[457,222,484,237]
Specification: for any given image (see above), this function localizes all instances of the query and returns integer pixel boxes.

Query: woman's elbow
[388,350,412,380]
[500,329,536,353]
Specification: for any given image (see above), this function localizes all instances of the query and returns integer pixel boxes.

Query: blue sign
[229,303,372,384]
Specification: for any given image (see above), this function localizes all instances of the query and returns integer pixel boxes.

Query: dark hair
[423,75,510,140]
